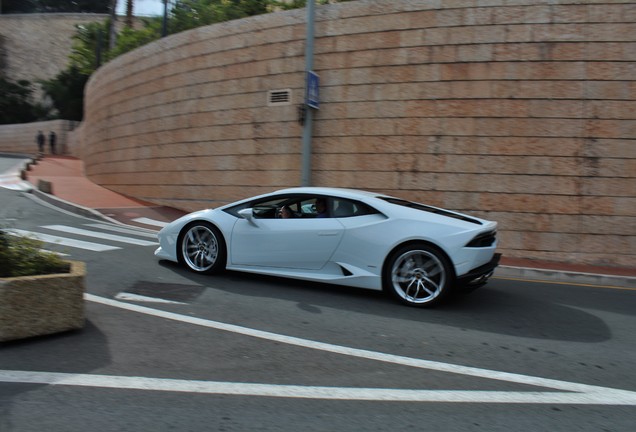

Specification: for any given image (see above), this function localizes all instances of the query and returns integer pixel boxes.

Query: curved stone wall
[77,0,636,268]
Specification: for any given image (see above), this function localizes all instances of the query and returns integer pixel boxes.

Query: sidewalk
[25,155,186,230]
[10,155,636,289]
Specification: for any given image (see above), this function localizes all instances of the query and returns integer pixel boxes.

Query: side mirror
[238,208,258,226]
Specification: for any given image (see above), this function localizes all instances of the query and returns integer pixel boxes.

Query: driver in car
[278,205,294,219]
[315,198,328,218]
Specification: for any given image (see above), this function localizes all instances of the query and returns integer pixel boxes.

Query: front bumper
[456,253,501,288]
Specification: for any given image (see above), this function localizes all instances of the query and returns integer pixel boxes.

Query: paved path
[24,155,186,229]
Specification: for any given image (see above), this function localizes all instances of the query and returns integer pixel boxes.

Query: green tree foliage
[108,19,164,59]
[0,0,38,13]
[40,67,89,121]
[0,77,48,124]
[108,0,353,53]
[1,0,111,13]
[168,0,270,34]
[272,0,355,9]
[69,21,113,74]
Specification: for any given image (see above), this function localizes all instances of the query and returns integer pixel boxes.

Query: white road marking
[115,292,186,304]
[85,223,159,239]
[1,370,635,404]
[7,229,120,252]
[20,294,621,405]
[40,249,69,257]
[0,179,32,191]
[132,217,169,228]
[42,225,158,246]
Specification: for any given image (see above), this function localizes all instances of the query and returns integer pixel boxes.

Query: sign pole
[301,0,316,187]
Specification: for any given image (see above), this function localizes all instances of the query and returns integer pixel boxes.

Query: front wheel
[383,243,453,307]
[178,222,226,274]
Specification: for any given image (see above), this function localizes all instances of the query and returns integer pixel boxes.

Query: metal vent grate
[268,89,292,106]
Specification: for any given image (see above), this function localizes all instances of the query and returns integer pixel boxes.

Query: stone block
[0,261,85,342]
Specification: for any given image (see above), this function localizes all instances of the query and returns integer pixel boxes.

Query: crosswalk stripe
[132,217,169,228]
[84,223,159,239]
[8,229,120,252]
[42,225,158,246]
[40,249,70,257]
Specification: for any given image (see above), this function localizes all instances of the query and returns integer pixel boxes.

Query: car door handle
[318,231,339,236]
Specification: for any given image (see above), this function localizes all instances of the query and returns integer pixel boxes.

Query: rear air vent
[339,265,353,276]
[268,89,292,106]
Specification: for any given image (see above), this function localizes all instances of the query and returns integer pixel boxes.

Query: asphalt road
[1,186,635,431]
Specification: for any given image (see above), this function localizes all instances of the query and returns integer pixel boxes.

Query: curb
[495,266,635,289]
[28,186,120,225]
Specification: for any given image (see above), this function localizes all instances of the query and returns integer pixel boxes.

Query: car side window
[332,198,378,218]
[239,196,320,219]
[255,196,332,219]
[251,198,287,219]
[224,195,380,220]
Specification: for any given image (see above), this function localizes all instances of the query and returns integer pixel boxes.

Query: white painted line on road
[115,292,186,304]
[85,223,159,239]
[40,249,69,257]
[132,217,169,228]
[0,179,33,191]
[8,229,120,252]
[1,370,635,405]
[42,225,158,246]
[73,294,636,405]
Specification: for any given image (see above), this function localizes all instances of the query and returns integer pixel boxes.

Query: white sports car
[155,187,500,307]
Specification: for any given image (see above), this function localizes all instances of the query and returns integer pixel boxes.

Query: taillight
[466,231,496,248]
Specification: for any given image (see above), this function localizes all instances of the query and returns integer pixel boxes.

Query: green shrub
[0,231,70,278]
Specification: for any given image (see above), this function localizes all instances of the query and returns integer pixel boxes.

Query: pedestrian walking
[36,131,45,155]
[49,131,57,155]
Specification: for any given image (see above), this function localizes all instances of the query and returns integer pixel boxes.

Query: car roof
[221,186,392,211]
[274,187,387,200]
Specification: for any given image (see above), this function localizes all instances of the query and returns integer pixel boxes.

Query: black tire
[383,243,453,307]
[177,222,226,274]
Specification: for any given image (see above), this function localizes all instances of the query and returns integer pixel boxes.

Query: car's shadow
[157,261,613,343]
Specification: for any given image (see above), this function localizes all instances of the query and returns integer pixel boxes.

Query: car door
[230,196,344,270]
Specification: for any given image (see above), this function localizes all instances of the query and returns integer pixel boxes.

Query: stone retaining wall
[0,14,109,100]
[0,120,78,156]
[27,1,636,267]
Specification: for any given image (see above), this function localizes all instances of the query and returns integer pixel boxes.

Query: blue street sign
[306,70,320,109]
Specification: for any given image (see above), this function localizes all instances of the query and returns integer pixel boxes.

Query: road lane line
[42,225,158,246]
[115,292,186,304]
[85,223,159,238]
[79,293,636,404]
[1,370,635,404]
[132,217,169,228]
[7,229,120,252]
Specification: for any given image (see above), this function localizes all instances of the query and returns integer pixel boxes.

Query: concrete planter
[0,261,85,342]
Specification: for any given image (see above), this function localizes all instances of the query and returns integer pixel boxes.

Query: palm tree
[109,0,117,50]
[125,0,134,28]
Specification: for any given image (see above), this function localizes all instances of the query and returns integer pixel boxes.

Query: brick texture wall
[0,14,109,96]
[37,1,636,268]
[0,120,77,156]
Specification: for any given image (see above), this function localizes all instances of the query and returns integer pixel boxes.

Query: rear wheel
[384,243,453,307]
[178,222,226,274]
